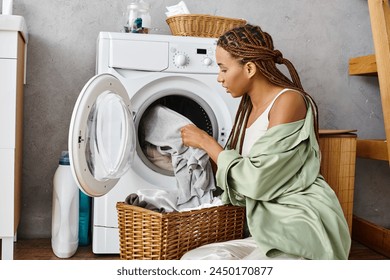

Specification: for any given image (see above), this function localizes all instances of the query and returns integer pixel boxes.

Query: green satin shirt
[216,101,351,260]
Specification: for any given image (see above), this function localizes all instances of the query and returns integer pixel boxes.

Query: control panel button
[174,53,188,67]
[202,57,213,66]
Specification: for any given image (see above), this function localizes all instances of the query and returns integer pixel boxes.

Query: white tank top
[241,88,292,157]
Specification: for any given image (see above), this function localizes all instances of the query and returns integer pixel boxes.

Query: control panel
[168,40,219,74]
[106,32,219,74]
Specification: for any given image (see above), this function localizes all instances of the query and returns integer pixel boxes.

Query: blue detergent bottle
[78,190,91,246]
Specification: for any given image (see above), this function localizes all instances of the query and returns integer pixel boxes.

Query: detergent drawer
[109,39,168,71]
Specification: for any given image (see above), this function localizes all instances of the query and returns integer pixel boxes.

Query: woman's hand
[180,124,224,163]
[180,124,209,149]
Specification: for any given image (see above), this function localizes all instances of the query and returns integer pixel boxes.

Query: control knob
[174,54,188,67]
[202,57,213,66]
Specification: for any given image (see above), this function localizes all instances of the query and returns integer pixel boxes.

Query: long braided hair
[217,24,319,152]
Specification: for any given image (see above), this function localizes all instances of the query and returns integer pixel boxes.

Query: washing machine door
[68,73,136,197]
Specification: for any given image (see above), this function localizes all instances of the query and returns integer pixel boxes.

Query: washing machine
[68,32,240,254]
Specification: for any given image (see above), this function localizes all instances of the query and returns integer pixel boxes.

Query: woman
[180,24,351,260]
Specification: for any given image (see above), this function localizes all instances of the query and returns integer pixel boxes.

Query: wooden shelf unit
[348,0,390,257]
[356,139,388,161]
[349,54,377,76]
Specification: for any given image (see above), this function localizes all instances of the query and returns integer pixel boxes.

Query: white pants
[181,237,304,260]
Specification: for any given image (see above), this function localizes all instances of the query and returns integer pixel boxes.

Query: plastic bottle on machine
[51,151,79,258]
[125,0,151,33]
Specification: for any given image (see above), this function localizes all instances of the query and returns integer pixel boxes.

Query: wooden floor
[1,238,388,260]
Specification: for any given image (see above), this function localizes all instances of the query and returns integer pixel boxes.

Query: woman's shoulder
[268,89,307,128]
[274,89,306,106]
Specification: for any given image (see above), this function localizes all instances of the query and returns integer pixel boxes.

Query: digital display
[197,49,207,54]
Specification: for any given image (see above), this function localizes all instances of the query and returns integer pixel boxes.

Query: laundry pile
[126,105,220,212]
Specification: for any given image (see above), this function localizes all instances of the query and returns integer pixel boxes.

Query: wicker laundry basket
[116,202,245,260]
[166,14,247,37]
[318,130,357,233]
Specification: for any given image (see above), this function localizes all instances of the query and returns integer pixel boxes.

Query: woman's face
[216,46,251,98]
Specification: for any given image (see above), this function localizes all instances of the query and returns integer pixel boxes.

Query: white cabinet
[0,17,27,260]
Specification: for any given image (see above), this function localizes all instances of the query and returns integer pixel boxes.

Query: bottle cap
[59,151,70,165]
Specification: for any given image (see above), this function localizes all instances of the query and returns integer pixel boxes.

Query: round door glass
[86,90,135,181]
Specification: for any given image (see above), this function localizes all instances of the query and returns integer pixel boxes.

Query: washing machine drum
[68,74,136,197]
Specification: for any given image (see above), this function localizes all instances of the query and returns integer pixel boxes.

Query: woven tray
[166,14,247,37]
[116,202,245,260]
